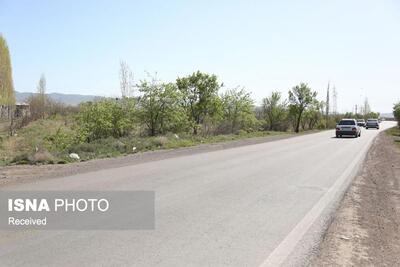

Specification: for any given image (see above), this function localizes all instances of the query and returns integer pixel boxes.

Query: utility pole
[325,82,330,128]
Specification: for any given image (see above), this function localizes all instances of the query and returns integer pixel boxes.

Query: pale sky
[1,0,399,113]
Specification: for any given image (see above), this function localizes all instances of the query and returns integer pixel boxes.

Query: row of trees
[77,70,329,142]
[1,33,384,142]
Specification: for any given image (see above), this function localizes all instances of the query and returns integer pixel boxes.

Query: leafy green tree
[221,88,256,133]
[364,111,380,119]
[76,100,133,141]
[138,76,186,136]
[176,71,221,134]
[0,34,15,116]
[262,92,287,131]
[288,83,317,133]
[394,102,400,127]
[301,100,323,130]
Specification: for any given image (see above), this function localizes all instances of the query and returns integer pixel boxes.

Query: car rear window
[339,120,355,125]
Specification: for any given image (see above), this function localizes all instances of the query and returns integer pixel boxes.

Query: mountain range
[15,91,102,106]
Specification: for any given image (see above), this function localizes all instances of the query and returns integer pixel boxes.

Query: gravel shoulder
[0,133,296,188]
[312,129,400,266]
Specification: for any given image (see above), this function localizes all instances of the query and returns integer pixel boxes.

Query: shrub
[76,99,135,142]
[31,150,54,164]
[152,136,168,147]
[394,102,400,127]
[45,128,75,151]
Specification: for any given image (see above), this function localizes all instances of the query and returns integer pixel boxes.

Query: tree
[288,83,317,133]
[138,76,186,136]
[37,74,47,119]
[362,97,371,118]
[221,88,256,133]
[0,34,15,118]
[176,71,221,134]
[394,102,400,127]
[76,99,133,141]
[325,82,330,127]
[119,61,134,98]
[262,91,287,131]
[301,100,323,130]
[364,111,379,119]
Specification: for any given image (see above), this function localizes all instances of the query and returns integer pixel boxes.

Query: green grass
[65,130,289,162]
[386,126,400,148]
[0,117,293,166]
[0,116,76,166]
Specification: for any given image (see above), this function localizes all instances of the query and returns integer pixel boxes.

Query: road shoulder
[312,129,400,266]
[0,133,297,188]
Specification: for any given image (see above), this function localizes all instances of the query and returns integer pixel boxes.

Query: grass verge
[0,117,292,166]
[386,126,400,148]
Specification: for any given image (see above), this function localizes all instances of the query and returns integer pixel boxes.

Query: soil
[312,131,400,266]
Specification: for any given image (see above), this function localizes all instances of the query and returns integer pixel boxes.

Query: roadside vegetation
[386,102,400,148]
[0,34,382,166]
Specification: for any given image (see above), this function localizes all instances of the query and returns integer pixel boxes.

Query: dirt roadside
[312,130,400,266]
[0,133,296,188]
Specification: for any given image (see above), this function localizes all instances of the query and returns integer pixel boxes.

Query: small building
[14,102,30,118]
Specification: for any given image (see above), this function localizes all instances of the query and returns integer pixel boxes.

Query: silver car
[336,119,361,138]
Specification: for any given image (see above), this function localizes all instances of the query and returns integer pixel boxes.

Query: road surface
[0,122,396,267]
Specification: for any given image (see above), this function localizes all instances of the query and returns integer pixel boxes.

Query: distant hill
[15,91,102,106]
[380,112,394,119]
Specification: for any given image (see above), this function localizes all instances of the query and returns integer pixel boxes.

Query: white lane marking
[258,130,379,267]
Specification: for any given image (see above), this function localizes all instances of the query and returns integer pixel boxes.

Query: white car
[336,119,361,138]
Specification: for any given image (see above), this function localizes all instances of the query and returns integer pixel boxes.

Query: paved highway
[0,122,396,266]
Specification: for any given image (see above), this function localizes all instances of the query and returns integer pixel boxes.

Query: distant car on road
[366,119,379,129]
[336,119,361,138]
[357,119,366,127]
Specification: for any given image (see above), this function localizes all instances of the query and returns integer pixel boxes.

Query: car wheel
[359,132,361,137]
[366,127,368,129]
[354,134,358,138]
[336,134,340,138]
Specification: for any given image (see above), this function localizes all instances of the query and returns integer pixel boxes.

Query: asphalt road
[0,122,396,267]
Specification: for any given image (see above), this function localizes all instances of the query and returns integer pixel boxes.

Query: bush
[31,150,54,164]
[152,136,168,147]
[45,128,75,151]
[394,102,400,127]
[76,99,135,141]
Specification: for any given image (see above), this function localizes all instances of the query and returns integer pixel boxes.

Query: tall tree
[37,74,47,119]
[0,34,16,117]
[176,71,221,134]
[325,82,330,125]
[119,60,134,98]
[362,97,371,118]
[262,91,287,131]
[288,83,317,133]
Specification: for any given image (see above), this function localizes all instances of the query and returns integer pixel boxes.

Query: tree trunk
[295,111,303,133]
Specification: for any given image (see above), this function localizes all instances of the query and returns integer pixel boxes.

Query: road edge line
[258,135,375,267]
